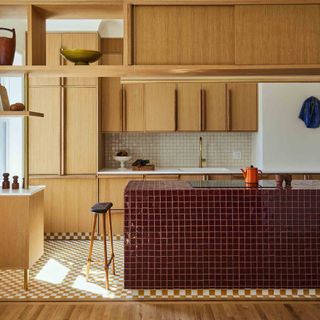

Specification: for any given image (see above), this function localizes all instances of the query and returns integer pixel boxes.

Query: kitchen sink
[179,167,230,173]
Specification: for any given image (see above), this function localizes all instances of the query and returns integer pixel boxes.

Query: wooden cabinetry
[65,87,98,174]
[61,33,100,86]
[29,33,62,86]
[235,5,320,65]
[202,83,227,131]
[122,83,144,132]
[122,82,256,132]
[30,178,97,233]
[29,32,99,175]
[133,5,235,65]
[29,87,61,175]
[176,83,201,131]
[144,83,176,131]
[101,55,123,132]
[99,175,143,235]
[99,175,143,209]
[227,83,257,131]
[0,191,44,270]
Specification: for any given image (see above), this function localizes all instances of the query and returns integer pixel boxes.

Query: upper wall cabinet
[133,5,235,65]
[144,83,176,131]
[227,83,257,131]
[235,5,320,65]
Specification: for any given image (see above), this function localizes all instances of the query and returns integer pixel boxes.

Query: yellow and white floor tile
[0,240,319,301]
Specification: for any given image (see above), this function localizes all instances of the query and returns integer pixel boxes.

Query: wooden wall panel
[133,5,235,65]
[235,4,320,65]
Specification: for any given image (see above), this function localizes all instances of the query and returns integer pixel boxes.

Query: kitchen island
[124,180,320,289]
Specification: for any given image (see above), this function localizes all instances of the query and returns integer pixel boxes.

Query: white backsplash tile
[104,132,252,168]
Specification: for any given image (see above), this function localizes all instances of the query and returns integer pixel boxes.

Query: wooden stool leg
[24,269,29,291]
[102,213,109,290]
[107,209,115,275]
[86,214,97,280]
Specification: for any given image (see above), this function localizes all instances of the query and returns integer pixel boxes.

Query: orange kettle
[241,165,262,186]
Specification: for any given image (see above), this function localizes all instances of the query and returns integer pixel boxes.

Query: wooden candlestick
[12,175,19,190]
[2,173,10,189]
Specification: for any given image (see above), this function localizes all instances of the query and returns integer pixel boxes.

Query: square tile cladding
[124,180,320,289]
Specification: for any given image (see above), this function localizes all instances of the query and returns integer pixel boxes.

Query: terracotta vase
[0,28,16,65]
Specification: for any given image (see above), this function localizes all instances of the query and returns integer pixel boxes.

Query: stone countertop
[98,167,320,175]
[0,185,45,196]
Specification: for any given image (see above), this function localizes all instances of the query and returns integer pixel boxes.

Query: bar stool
[86,202,115,290]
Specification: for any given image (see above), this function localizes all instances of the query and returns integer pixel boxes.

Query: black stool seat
[91,202,113,214]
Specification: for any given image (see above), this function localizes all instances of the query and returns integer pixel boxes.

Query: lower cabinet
[30,177,97,233]
[98,175,143,209]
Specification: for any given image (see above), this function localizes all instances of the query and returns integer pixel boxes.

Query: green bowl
[60,49,102,65]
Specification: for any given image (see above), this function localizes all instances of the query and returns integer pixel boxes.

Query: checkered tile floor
[0,240,319,301]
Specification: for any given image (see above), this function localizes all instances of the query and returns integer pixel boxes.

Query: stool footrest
[87,254,115,268]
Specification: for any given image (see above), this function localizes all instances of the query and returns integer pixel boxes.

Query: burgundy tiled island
[124,180,320,289]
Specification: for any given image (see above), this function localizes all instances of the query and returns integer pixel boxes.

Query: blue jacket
[299,96,320,128]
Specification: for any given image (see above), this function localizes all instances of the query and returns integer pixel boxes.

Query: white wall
[255,83,320,172]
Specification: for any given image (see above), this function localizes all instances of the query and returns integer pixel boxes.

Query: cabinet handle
[227,89,232,131]
[60,86,65,175]
[122,88,127,131]
[199,89,203,131]
[175,89,178,131]
[60,47,65,87]
[202,89,206,131]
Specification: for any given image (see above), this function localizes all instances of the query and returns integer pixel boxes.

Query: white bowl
[113,156,132,169]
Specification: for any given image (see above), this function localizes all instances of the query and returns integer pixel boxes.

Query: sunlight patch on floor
[35,258,69,284]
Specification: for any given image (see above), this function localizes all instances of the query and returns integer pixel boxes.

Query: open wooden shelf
[1,65,320,81]
[0,111,44,117]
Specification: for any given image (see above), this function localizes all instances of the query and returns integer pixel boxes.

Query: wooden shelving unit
[0,111,44,117]
[1,65,320,81]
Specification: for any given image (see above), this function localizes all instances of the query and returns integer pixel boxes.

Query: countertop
[125,180,320,191]
[98,167,320,175]
[0,185,45,196]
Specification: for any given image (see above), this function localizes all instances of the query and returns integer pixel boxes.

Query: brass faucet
[199,136,206,168]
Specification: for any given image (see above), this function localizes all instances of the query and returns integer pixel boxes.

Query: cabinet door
[235,5,320,65]
[177,83,201,131]
[202,83,227,131]
[29,33,62,86]
[180,175,206,181]
[29,87,61,175]
[101,54,123,132]
[30,178,97,233]
[65,87,98,174]
[123,83,144,132]
[133,5,235,65]
[145,83,176,132]
[61,33,100,86]
[228,83,257,131]
[99,176,143,209]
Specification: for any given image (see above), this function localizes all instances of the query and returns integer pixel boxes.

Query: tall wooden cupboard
[30,32,100,233]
